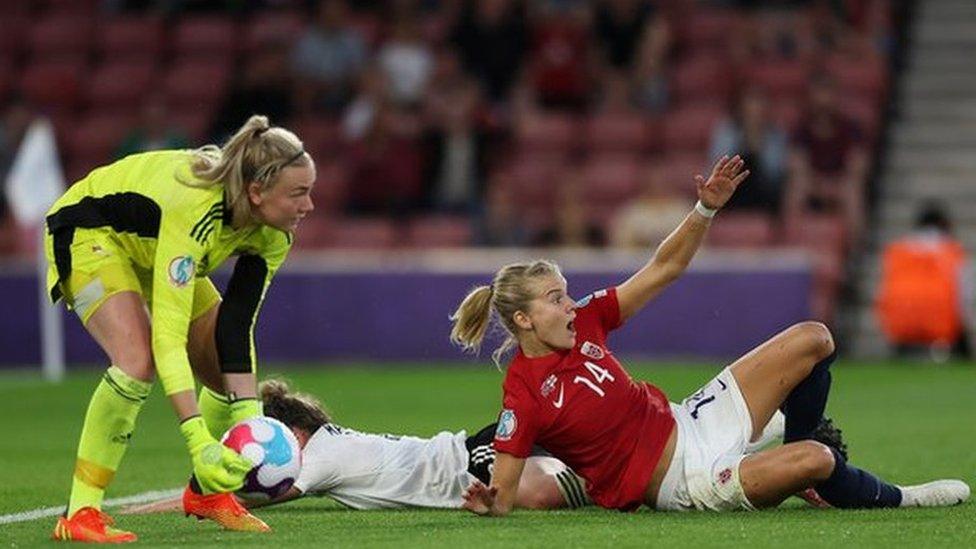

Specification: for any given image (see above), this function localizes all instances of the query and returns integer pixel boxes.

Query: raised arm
[462,453,527,517]
[616,155,749,322]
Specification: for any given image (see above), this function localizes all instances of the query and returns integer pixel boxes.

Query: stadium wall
[0,250,812,366]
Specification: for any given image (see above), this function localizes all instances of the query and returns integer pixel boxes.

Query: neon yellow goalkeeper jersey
[45,150,293,396]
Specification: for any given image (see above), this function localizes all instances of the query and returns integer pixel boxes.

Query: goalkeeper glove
[180,416,252,494]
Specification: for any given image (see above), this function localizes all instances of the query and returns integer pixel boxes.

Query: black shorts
[464,423,552,484]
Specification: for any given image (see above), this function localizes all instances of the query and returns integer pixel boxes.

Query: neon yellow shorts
[45,227,220,325]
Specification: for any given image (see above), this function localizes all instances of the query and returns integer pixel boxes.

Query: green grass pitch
[1,361,974,547]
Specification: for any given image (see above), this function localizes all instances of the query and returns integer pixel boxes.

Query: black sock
[815,447,902,508]
[781,350,836,443]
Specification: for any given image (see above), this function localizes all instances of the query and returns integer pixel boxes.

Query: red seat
[514,113,581,155]
[86,62,156,112]
[96,17,165,62]
[29,15,93,61]
[292,117,343,160]
[325,217,400,249]
[670,56,733,106]
[19,61,85,113]
[707,212,775,248]
[784,213,848,253]
[655,155,707,200]
[292,215,334,249]
[242,12,303,52]
[0,14,29,58]
[769,98,803,133]
[506,155,565,208]
[310,160,347,213]
[747,60,810,101]
[677,8,742,53]
[171,17,238,60]
[662,105,724,154]
[163,61,230,109]
[43,0,98,14]
[0,61,13,103]
[839,95,882,145]
[63,113,135,168]
[826,53,887,103]
[583,113,650,154]
[407,216,472,248]
[581,154,641,206]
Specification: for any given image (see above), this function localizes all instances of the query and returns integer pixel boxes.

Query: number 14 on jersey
[574,361,615,397]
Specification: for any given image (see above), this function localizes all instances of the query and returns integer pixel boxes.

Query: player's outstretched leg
[182,486,270,532]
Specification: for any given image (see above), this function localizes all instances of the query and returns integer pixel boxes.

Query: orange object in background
[875,238,966,346]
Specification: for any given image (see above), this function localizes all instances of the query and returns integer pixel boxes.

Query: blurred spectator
[631,13,671,113]
[610,164,690,249]
[377,13,434,108]
[451,0,528,104]
[291,0,367,115]
[709,88,787,214]
[421,82,491,214]
[0,97,35,220]
[474,170,530,247]
[785,76,867,237]
[345,104,425,217]
[211,38,295,141]
[342,65,387,141]
[115,96,189,160]
[594,0,656,70]
[875,203,973,361]
[528,4,592,111]
[533,171,605,247]
[594,69,635,114]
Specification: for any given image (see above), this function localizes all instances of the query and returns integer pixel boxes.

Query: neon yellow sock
[67,367,152,516]
[198,386,233,439]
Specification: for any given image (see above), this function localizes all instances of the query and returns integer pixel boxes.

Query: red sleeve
[576,287,622,333]
[492,376,540,459]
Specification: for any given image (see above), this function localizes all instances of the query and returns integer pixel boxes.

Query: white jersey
[293,424,476,510]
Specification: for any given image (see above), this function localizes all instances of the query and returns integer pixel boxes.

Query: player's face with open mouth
[250,163,317,231]
[525,274,577,351]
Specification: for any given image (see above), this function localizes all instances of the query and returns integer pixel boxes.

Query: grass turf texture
[1,361,973,547]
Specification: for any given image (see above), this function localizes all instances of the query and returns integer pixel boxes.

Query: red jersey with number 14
[492,287,675,511]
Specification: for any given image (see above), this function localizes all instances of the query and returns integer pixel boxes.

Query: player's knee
[111,346,155,382]
[794,321,835,360]
[795,441,835,481]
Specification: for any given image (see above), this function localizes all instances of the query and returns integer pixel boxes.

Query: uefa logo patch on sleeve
[168,255,195,287]
[495,409,517,441]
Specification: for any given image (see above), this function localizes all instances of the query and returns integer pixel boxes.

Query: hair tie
[253,127,270,138]
[285,148,306,166]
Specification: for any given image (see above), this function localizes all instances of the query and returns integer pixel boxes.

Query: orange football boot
[51,507,137,543]
[182,486,270,532]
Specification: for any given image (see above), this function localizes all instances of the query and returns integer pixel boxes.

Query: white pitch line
[0,488,181,525]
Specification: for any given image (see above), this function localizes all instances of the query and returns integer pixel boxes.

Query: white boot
[745,410,785,453]
[898,480,970,507]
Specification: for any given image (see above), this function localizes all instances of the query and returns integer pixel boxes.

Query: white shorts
[655,367,757,512]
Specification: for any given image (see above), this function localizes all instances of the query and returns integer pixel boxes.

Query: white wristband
[695,200,717,219]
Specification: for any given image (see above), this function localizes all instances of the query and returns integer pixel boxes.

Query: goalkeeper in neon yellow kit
[46,115,316,543]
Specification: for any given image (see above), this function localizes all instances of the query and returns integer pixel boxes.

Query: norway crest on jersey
[540,374,559,397]
[580,341,605,360]
[495,409,517,441]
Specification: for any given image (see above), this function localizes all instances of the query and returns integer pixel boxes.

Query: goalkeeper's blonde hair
[449,259,563,368]
[181,114,311,229]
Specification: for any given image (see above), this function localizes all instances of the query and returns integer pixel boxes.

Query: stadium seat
[655,155,708,200]
[580,154,641,207]
[62,113,135,170]
[676,8,742,54]
[19,61,85,113]
[407,216,473,248]
[0,14,28,59]
[167,107,213,144]
[768,98,803,133]
[583,113,651,154]
[292,216,334,249]
[661,105,724,155]
[706,212,775,248]
[838,95,883,145]
[670,55,733,106]
[86,62,156,112]
[514,113,581,155]
[506,155,565,207]
[43,0,98,14]
[96,16,165,63]
[825,52,888,103]
[163,60,231,110]
[311,160,348,213]
[325,217,400,249]
[243,12,303,52]
[0,62,12,103]
[784,213,848,253]
[28,15,93,61]
[292,117,343,161]
[171,16,238,61]
[747,60,810,101]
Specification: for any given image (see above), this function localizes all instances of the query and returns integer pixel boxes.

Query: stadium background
[1,1,975,545]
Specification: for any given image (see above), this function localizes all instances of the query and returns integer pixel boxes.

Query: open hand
[695,154,750,210]
[462,480,498,515]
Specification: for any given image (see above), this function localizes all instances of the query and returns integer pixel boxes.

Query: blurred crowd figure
[875,204,973,362]
[0,0,902,256]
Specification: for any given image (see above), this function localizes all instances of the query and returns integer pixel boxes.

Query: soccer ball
[221,416,302,501]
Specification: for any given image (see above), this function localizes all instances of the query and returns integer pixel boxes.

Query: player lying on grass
[124,379,593,513]
[46,115,314,542]
[450,155,971,516]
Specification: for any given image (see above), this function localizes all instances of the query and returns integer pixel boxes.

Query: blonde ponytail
[181,115,311,229]
[449,285,494,355]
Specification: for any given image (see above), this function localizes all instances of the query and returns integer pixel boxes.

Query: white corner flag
[5,117,67,381]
